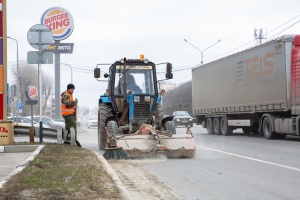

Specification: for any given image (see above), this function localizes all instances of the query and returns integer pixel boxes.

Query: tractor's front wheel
[98,103,114,150]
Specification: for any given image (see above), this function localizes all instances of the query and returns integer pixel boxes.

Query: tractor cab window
[114,65,155,95]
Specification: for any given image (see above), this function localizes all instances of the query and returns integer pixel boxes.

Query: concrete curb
[93,151,132,200]
[0,145,45,189]
[0,145,40,153]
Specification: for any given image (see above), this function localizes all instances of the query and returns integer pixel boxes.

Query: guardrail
[14,126,77,146]
[14,126,58,138]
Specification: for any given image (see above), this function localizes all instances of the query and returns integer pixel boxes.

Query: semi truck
[192,34,300,139]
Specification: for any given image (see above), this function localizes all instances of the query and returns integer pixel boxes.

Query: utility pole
[254,28,267,44]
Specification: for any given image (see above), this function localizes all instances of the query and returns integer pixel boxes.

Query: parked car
[25,116,65,129]
[172,111,193,127]
[87,116,98,129]
[8,117,50,128]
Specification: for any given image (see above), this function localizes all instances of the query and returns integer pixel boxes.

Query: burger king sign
[41,7,74,41]
[26,86,38,101]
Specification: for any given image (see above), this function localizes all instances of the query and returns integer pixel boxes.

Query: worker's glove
[74,98,78,105]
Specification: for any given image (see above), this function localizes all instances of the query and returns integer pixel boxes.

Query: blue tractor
[94,55,195,158]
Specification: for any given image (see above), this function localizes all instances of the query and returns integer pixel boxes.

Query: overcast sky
[6,0,300,109]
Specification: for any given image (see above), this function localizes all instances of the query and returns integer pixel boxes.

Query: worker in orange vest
[61,84,78,132]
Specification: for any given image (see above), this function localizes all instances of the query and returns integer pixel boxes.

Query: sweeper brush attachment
[104,124,195,159]
[103,128,130,160]
[103,147,130,160]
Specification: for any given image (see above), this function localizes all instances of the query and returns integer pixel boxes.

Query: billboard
[43,43,74,53]
[41,7,74,41]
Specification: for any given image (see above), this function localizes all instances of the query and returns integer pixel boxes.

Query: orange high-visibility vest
[61,92,75,116]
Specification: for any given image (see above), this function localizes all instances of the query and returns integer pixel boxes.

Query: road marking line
[196,145,300,172]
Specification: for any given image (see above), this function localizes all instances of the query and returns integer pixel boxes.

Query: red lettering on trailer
[261,52,274,76]
[245,52,274,78]
[251,57,259,78]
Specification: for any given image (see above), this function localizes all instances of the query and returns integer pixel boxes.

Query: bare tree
[162,80,192,115]
[41,73,54,115]
[9,60,53,116]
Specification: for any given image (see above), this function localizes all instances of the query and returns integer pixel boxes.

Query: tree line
[162,80,192,115]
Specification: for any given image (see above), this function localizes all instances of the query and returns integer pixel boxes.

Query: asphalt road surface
[14,125,300,199]
[80,125,300,200]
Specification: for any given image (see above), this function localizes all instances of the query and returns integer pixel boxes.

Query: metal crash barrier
[14,126,77,146]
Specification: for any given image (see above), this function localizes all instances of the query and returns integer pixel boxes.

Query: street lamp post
[8,36,19,125]
[61,62,73,83]
[183,39,222,65]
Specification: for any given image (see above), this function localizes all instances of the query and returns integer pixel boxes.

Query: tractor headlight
[145,96,151,102]
[134,96,140,102]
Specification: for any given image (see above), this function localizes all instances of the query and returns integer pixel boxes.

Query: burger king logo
[41,7,74,41]
[27,86,38,101]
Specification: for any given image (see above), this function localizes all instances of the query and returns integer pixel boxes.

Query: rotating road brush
[103,129,129,160]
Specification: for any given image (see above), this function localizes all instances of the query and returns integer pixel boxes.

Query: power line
[262,15,300,37]
[268,19,300,40]
[205,15,300,63]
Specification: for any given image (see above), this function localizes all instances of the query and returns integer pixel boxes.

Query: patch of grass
[0,143,121,199]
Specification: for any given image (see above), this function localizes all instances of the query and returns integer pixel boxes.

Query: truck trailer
[192,35,300,139]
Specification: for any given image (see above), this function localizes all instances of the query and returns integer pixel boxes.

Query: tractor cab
[112,62,157,125]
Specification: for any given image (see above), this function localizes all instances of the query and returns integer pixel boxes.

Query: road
[79,125,300,200]
[14,125,300,199]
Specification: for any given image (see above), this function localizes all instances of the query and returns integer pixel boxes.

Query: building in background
[159,81,176,91]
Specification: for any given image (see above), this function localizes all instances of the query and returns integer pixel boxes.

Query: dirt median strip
[0,143,121,199]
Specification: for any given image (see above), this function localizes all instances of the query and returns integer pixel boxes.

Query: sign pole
[27,24,53,143]
[25,86,38,142]
[38,29,43,142]
[54,40,61,121]
[40,7,74,121]
[30,104,34,142]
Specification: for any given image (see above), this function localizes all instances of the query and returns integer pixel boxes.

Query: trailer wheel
[207,118,215,135]
[263,117,276,139]
[98,103,114,150]
[220,117,233,136]
[107,121,118,135]
[213,118,221,135]
[242,127,252,134]
[164,121,176,134]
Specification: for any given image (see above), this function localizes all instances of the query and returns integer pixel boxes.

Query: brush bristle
[103,148,130,160]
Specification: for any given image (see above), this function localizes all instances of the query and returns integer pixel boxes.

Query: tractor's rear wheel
[164,121,176,134]
[153,103,164,129]
[98,103,114,150]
